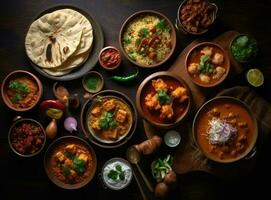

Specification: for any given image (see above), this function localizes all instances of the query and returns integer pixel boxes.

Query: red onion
[64,117,77,133]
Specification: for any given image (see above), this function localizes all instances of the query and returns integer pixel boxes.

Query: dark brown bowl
[192,96,258,163]
[175,0,218,35]
[119,10,176,68]
[99,46,122,71]
[136,71,191,129]
[185,42,230,87]
[8,118,46,157]
[1,70,43,111]
[44,136,97,189]
[80,90,137,148]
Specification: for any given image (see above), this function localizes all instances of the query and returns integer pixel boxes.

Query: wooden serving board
[142,31,257,179]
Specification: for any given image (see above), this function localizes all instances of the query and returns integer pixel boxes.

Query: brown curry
[194,98,256,162]
[88,97,133,142]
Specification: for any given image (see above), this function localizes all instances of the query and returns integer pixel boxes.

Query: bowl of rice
[119,10,176,68]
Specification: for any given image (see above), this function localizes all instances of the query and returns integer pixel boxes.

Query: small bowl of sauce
[99,46,122,70]
[164,130,181,147]
[82,71,104,93]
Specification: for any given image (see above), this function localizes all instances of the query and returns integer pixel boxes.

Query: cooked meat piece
[91,120,101,130]
[152,79,168,92]
[65,144,76,154]
[200,46,213,56]
[55,151,65,162]
[116,109,127,123]
[199,74,210,83]
[78,153,88,162]
[160,104,174,119]
[91,107,101,117]
[188,63,199,75]
[104,129,118,140]
[103,99,116,111]
[212,53,224,65]
[145,94,161,110]
[212,66,226,79]
[64,159,73,167]
[171,87,189,102]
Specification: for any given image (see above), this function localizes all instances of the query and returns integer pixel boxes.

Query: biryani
[122,14,172,66]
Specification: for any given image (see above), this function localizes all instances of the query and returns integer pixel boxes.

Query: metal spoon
[126,146,153,193]
[132,170,148,200]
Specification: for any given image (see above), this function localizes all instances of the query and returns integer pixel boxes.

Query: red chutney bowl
[99,46,122,70]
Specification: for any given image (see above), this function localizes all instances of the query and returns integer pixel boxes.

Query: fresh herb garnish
[135,38,141,46]
[62,165,71,177]
[123,36,131,44]
[107,164,125,181]
[139,28,149,38]
[128,53,136,61]
[156,19,168,31]
[157,90,171,104]
[8,80,29,103]
[198,55,215,75]
[99,112,117,130]
[73,157,86,175]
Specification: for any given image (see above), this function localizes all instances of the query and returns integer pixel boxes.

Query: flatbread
[25,8,93,71]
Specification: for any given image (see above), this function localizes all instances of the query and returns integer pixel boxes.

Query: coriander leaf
[119,171,125,181]
[139,28,149,38]
[128,53,136,61]
[98,112,117,130]
[157,90,171,105]
[115,164,122,172]
[135,38,141,46]
[72,157,86,175]
[123,36,131,44]
[198,55,214,75]
[108,169,118,180]
[8,81,29,94]
[11,93,22,103]
[62,165,71,177]
[156,19,167,31]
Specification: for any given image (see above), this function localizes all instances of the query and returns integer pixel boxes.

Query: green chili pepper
[109,68,139,82]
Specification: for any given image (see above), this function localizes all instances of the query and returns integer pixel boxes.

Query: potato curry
[49,143,94,184]
[88,97,132,142]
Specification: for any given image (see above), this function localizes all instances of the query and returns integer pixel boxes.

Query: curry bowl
[136,71,191,129]
[8,118,46,157]
[44,136,97,189]
[185,42,230,87]
[192,96,258,163]
[81,90,137,148]
[1,70,43,112]
[119,10,176,68]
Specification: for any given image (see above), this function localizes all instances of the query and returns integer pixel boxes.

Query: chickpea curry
[187,44,228,86]
[49,143,94,184]
[194,98,257,162]
[88,97,133,142]
[141,77,189,124]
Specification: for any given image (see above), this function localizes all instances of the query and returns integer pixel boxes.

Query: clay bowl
[8,118,46,157]
[136,71,191,129]
[192,96,258,163]
[44,136,97,189]
[1,70,43,111]
[185,42,230,87]
[99,46,122,71]
[119,10,176,68]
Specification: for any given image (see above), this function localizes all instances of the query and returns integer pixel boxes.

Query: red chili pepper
[40,99,65,112]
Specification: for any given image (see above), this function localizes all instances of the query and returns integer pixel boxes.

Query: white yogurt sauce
[102,160,132,190]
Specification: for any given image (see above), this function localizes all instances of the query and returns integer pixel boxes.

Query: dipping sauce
[194,97,257,162]
[6,77,39,109]
[82,71,103,93]
[99,47,121,69]
[102,158,132,190]
[9,120,45,156]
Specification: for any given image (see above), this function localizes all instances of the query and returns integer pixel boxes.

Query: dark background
[1,0,271,199]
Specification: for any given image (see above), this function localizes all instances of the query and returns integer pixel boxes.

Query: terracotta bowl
[185,42,230,87]
[1,70,43,111]
[119,10,176,68]
[99,46,122,70]
[136,71,191,129]
[192,96,258,163]
[8,118,46,157]
[44,136,97,189]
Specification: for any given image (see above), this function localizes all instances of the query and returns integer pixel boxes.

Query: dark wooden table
[1,0,271,199]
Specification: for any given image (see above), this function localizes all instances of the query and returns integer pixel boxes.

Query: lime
[246,68,264,87]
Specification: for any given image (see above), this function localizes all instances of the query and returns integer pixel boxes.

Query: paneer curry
[187,43,229,86]
[49,143,94,184]
[141,77,189,124]
[194,98,257,162]
[88,96,133,142]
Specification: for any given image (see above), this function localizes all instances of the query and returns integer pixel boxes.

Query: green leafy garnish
[64,151,75,160]
[8,80,29,103]
[198,55,215,75]
[62,165,71,177]
[99,112,117,130]
[157,90,171,104]
[128,53,136,61]
[123,36,131,44]
[107,165,125,181]
[156,19,168,31]
[139,28,149,38]
[135,38,141,46]
[231,35,258,62]
[73,157,86,175]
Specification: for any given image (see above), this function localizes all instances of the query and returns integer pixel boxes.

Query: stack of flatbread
[25,8,93,76]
